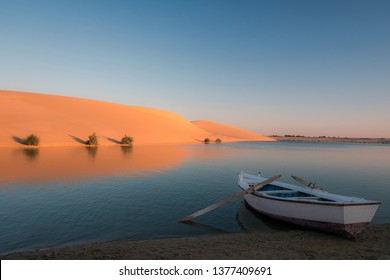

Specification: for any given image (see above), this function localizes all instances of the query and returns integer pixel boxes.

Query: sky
[1,0,389,137]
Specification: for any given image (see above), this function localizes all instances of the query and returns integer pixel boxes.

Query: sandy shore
[2,224,390,260]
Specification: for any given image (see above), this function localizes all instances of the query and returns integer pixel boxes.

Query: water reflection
[0,145,196,186]
[120,145,133,156]
[22,148,39,161]
[0,142,389,254]
[85,146,98,159]
[236,202,296,232]
[2,142,389,190]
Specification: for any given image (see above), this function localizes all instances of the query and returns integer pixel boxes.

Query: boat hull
[243,191,379,237]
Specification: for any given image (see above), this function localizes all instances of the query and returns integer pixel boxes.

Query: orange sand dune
[0,90,272,147]
[192,120,275,142]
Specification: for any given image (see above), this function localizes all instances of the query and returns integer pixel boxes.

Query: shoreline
[2,224,390,260]
[0,138,272,149]
[2,137,390,149]
[270,136,390,144]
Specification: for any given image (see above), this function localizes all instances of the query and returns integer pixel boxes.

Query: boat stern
[343,202,380,224]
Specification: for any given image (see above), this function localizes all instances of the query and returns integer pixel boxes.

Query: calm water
[0,142,389,254]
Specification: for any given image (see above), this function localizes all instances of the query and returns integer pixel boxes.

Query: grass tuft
[24,134,40,146]
[120,135,133,145]
[86,133,98,145]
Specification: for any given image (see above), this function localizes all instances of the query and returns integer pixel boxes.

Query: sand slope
[0,90,272,147]
[192,120,275,142]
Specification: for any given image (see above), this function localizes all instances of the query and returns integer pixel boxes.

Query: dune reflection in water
[0,145,195,186]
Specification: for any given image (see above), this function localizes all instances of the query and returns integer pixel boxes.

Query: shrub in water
[86,133,98,145]
[24,134,40,146]
[120,135,133,145]
[215,138,222,143]
[204,138,211,144]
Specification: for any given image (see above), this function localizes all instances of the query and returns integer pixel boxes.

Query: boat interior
[252,184,334,201]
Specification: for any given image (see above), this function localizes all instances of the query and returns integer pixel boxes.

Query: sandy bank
[0,90,272,148]
[2,224,390,260]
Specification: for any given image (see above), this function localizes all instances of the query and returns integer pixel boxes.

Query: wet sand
[2,224,390,260]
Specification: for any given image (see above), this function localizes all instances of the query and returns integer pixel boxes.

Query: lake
[0,142,389,254]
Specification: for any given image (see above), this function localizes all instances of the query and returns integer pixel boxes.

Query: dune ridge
[192,120,275,142]
[0,90,273,147]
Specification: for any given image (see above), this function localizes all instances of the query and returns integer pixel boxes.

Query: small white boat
[238,171,380,237]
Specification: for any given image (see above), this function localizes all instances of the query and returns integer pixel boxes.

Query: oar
[291,175,322,190]
[179,174,282,222]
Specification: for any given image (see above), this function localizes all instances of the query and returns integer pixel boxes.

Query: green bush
[24,134,40,146]
[120,135,133,145]
[204,138,211,144]
[215,138,222,143]
[86,133,98,145]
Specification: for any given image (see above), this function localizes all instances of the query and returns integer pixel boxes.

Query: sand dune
[192,120,275,142]
[0,90,273,147]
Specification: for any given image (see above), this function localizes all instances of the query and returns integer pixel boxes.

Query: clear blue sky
[1,0,389,137]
